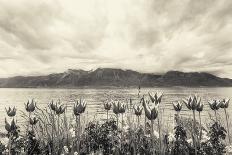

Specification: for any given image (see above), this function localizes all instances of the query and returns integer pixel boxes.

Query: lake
[0,87,232,132]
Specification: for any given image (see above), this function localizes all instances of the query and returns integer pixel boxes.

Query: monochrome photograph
[0,0,232,154]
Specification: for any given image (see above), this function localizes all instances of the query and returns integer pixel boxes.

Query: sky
[0,0,232,78]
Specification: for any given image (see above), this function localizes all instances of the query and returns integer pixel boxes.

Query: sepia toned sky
[0,0,232,78]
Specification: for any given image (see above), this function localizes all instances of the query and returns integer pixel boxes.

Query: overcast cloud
[0,0,232,78]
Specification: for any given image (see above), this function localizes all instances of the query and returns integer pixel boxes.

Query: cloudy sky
[0,0,232,78]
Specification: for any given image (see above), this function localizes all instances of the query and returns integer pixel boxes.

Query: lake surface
[0,87,232,132]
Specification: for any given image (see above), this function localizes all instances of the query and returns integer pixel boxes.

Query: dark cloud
[0,0,231,78]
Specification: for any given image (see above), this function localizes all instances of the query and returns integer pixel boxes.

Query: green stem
[199,112,202,149]
[177,111,180,126]
[75,115,78,151]
[78,115,81,154]
[8,132,12,155]
[151,120,155,154]
[116,114,119,129]
[214,110,218,123]
[144,115,147,131]
[137,116,140,128]
[193,110,197,155]
[121,113,123,129]
[157,116,162,154]
[224,109,231,144]
[107,110,109,122]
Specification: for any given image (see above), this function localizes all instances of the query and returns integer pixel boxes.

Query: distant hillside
[0,68,231,88]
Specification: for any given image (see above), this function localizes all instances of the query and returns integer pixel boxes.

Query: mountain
[0,68,231,88]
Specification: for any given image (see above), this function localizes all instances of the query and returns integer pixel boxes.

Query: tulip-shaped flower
[73,99,87,154]
[143,101,158,154]
[173,101,182,112]
[119,103,126,128]
[134,105,143,126]
[55,104,66,115]
[148,91,163,105]
[173,101,182,125]
[220,98,230,143]
[5,118,17,155]
[183,95,201,155]
[141,97,149,129]
[29,117,38,126]
[119,103,126,114]
[73,99,87,116]
[49,100,56,112]
[113,101,121,127]
[5,107,16,117]
[103,101,112,121]
[25,99,36,113]
[208,99,221,122]
[5,118,17,133]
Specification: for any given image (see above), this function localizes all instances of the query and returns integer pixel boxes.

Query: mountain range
[0,68,232,88]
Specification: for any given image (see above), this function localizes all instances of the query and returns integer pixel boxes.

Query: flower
[29,117,38,125]
[196,102,204,112]
[63,146,69,153]
[201,130,210,143]
[74,152,78,155]
[119,103,126,114]
[55,104,65,115]
[25,99,36,112]
[208,99,221,110]
[49,100,56,111]
[5,118,17,132]
[153,130,159,138]
[73,99,87,116]
[0,137,9,147]
[172,101,182,112]
[134,105,143,116]
[103,101,112,111]
[5,106,16,117]
[148,91,163,105]
[220,98,230,109]
[112,101,121,115]
[69,128,75,138]
[183,95,201,110]
[226,145,232,153]
[143,101,158,120]
[168,133,175,142]
[187,138,193,145]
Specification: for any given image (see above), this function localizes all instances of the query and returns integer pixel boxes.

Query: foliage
[201,122,226,155]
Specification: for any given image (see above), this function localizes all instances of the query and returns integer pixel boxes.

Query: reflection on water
[0,87,232,131]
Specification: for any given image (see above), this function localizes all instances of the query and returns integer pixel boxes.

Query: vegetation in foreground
[0,91,232,155]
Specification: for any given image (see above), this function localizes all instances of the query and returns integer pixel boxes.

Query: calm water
[0,87,232,131]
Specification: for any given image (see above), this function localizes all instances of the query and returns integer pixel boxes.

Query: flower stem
[107,110,109,122]
[78,115,81,154]
[198,112,202,149]
[157,116,162,154]
[192,110,197,155]
[137,116,140,128]
[224,109,231,144]
[8,132,12,155]
[151,120,155,154]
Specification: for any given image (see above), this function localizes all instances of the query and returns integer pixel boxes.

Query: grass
[0,92,231,155]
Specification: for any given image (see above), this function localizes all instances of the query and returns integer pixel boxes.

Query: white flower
[201,131,210,143]
[69,128,75,138]
[168,133,175,142]
[63,145,69,153]
[187,138,192,144]
[122,125,129,132]
[226,145,232,153]
[74,152,78,155]
[0,137,9,147]
[153,130,159,139]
